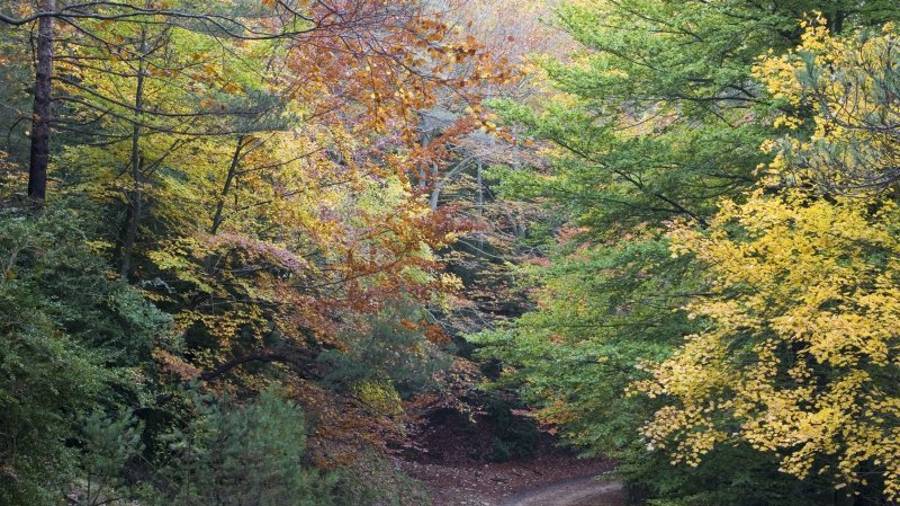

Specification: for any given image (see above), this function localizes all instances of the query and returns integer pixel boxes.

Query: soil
[397,451,616,506]
[396,408,620,506]
[501,477,625,506]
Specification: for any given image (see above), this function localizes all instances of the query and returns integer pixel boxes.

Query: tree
[157,390,338,506]
[5,0,476,205]
[635,21,899,502]
[27,0,54,204]
[471,1,896,504]
[0,203,168,504]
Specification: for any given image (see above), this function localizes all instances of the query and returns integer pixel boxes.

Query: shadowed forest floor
[396,408,617,505]
[398,453,616,506]
[500,478,625,506]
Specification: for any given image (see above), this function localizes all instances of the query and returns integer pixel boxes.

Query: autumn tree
[635,21,899,502]
[0,1,507,502]
[47,0,505,465]
[470,1,896,504]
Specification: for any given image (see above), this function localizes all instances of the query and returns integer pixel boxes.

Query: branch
[199,347,321,383]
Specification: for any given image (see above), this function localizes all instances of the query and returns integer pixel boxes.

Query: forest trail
[398,408,618,506]
[501,477,625,506]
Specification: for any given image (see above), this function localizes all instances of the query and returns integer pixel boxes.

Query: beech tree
[636,21,899,500]
[470,2,897,504]
[0,1,505,502]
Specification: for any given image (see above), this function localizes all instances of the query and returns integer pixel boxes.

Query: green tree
[0,202,168,505]
[472,1,897,504]
[158,389,338,506]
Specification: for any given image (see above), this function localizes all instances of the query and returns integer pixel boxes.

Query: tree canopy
[0,1,897,505]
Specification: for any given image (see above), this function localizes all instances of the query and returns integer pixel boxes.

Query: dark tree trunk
[27,0,55,205]
[210,135,246,236]
[120,29,148,278]
[829,10,846,34]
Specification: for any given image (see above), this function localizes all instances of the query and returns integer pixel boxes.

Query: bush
[68,410,152,506]
[157,389,339,506]
[0,205,168,505]
[484,397,540,462]
[319,303,449,399]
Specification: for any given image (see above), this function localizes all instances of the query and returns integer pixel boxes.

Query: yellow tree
[41,0,502,461]
[633,21,900,501]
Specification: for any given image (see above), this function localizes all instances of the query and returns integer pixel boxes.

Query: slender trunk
[120,154,144,278]
[27,0,55,205]
[204,136,245,277]
[476,162,484,250]
[120,30,148,278]
[210,135,246,236]
[429,162,441,211]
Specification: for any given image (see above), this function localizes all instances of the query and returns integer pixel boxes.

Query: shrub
[157,389,339,506]
[0,205,168,505]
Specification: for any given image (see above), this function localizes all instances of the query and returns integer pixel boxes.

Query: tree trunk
[27,0,55,205]
[476,162,487,249]
[210,135,246,236]
[120,29,148,278]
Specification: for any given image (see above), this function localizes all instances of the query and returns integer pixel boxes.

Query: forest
[0,1,897,505]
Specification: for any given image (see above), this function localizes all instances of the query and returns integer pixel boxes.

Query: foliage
[1,0,500,496]
[638,190,899,499]
[1,0,896,504]
[471,237,692,455]
[755,18,899,193]
[157,389,338,506]
[635,23,900,501]
[472,1,899,504]
[0,204,168,505]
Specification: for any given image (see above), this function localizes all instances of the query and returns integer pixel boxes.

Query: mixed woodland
[0,0,897,505]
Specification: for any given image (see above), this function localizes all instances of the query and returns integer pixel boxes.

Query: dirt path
[398,407,620,505]
[501,477,625,506]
